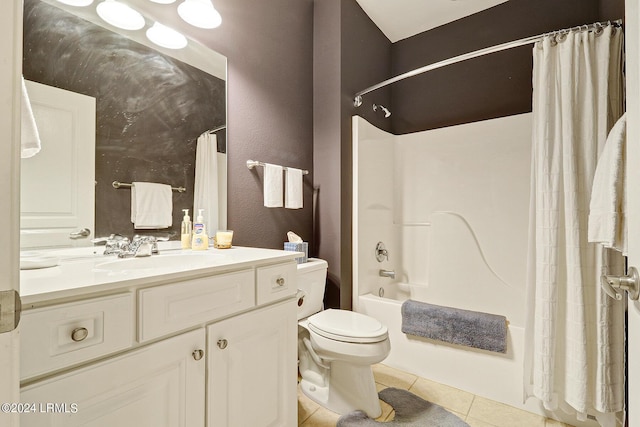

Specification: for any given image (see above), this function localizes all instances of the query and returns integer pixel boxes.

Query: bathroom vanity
[19,245,300,426]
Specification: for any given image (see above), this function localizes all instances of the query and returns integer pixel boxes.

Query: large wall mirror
[20,0,227,249]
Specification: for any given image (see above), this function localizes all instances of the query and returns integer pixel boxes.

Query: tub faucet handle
[375,241,389,262]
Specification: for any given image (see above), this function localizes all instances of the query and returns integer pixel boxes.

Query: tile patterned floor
[298,364,576,427]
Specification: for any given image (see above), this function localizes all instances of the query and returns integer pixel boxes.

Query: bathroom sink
[94,252,224,273]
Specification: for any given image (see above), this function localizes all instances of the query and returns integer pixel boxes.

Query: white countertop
[20,243,302,307]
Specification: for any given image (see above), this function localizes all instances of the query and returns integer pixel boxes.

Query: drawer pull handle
[192,349,204,361]
[276,277,285,286]
[71,327,89,342]
[217,339,228,350]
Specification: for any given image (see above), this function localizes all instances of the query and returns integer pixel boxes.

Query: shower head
[372,103,391,118]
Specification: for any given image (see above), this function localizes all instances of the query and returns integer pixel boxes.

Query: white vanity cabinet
[19,248,300,427]
[21,328,206,427]
[208,299,297,427]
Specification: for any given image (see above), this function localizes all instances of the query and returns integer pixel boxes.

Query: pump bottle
[191,209,208,250]
[181,209,192,249]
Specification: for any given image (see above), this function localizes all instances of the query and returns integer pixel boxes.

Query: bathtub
[356,282,546,417]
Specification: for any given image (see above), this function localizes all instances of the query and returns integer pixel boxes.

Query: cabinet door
[21,328,205,427]
[208,300,297,427]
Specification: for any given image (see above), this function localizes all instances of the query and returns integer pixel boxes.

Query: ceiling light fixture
[177,0,222,29]
[146,22,188,49]
[96,0,145,30]
[55,0,94,6]
[148,0,177,4]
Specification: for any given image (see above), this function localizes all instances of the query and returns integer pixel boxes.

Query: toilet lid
[308,309,388,344]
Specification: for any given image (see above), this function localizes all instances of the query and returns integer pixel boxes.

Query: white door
[625,1,640,426]
[0,1,23,426]
[20,80,95,249]
[207,300,297,427]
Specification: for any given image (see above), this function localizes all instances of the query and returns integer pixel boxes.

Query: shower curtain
[194,132,220,232]
[523,24,625,426]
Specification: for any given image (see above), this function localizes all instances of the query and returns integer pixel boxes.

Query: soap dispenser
[191,209,208,250]
[181,209,192,249]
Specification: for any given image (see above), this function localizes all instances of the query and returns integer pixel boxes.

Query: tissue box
[284,242,308,264]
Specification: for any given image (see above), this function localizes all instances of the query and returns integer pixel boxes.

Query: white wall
[353,113,532,325]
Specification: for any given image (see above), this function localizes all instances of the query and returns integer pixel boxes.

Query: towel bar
[112,181,186,193]
[246,160,309,175]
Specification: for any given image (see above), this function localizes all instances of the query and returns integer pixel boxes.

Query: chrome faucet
[91,234,168,257]
[91,234,130,255]
[379,269,396,279]
[117,235,168,258]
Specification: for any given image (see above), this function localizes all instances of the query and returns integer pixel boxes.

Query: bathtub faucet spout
[379,269,396,279]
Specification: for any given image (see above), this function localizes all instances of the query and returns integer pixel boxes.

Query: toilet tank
[296,258,328,320]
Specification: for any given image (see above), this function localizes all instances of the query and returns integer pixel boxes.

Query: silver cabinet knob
[71,327,89,342]
[217,339,228,349]
[276,277,285,286]
[192,349,204,361]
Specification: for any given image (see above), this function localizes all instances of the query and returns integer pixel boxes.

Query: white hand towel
[264,163,283,208]
[21,77,42,159]
[131,182,173,229]
[285,168,303,209]
[588,113,627,255]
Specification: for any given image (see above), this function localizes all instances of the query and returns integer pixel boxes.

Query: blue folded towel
[401,300,507,354]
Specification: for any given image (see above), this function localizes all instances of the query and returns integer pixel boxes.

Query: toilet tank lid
[296,258,328,272]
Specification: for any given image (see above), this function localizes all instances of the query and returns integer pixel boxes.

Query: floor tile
[467,395,545,427]
[299,405,340,427]
[408,376,475,416]
[466,417,499,427]
[297,385,320,425]
[545,420,573,427]
[372,363,418,389]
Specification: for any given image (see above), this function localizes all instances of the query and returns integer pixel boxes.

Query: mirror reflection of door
[20,80,96,249]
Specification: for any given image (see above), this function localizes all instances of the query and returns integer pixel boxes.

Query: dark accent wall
[390,0,624,134]
[23,0,226,239]
[313,0,392,309]
[187,0,315,249]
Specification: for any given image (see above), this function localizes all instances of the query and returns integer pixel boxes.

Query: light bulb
[96,0,145,30]
[177,0,222,29]
[146,22,188,49]
[55,0,94,6]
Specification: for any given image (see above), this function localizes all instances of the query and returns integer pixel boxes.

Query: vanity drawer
[256,262,297,305]
[20,293,134,380]
[138,269,255,342]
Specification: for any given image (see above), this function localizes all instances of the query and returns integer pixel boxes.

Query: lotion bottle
[191,209,208,250]
[181,209,192,249]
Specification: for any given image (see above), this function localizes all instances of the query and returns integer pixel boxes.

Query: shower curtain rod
[353,19,622,106]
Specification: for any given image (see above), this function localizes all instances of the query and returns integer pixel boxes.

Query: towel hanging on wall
[21,77,42,159]
[285,167,303,209]
[131,182,173,229]
[264,163,283,208]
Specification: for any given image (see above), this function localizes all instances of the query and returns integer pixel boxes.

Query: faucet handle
[375,242,389,262]
[92,234,130,255]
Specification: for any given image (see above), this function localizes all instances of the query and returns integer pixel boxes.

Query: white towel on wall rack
[285,167,303,209]
[131,182,173,229]
[264,163,283,208]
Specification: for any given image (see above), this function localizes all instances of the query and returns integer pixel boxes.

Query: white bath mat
[336,388,469,427]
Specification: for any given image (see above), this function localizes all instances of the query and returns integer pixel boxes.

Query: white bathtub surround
[350,115,588,421]
[524,25,625,427]
[194,132,221,231]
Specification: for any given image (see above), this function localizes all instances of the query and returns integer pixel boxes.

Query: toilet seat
[308,309,388,344]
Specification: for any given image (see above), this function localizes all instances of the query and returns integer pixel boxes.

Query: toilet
[297,259,391,418]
